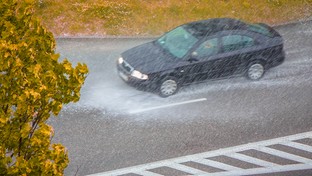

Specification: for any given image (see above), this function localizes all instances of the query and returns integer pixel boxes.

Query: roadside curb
[55,35,157,40]
[55,16,312,40]
[273,16,312,29]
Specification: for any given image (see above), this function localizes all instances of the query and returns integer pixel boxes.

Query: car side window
[194,38,218,58]
[222,35,254,52]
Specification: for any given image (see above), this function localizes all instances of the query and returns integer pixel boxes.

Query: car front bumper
[117,65,158,92]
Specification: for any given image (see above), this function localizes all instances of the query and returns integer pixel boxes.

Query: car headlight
[131,70,148,80]
[118,57,124,64]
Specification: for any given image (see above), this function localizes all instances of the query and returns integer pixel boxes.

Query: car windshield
[156,26,198,58]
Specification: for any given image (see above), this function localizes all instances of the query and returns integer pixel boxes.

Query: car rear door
[217,34,257,77]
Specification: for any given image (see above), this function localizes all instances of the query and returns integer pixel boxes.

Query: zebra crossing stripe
[193,158,242,171]
[201,163,312,176]
[87,131,312,176]
[133,171,163,176]
[167,163,208,175]
[257,146,312,163]
[281,141,312,152]
[224,152,280,167]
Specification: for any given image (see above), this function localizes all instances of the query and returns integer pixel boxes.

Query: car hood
[121,41,178,74]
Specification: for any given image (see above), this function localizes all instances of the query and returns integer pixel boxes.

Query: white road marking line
[133,170,163,176]
[90,160,173,176]
[167,163,208,175]
[281,141,312,153]
[194,158,242,171]
[257,146,312,164]
[202,163,312,176]
[225,153,280,168]
[129,98,207,114]
[87,131,312,176]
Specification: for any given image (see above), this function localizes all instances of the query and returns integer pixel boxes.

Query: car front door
[177,37,222,84]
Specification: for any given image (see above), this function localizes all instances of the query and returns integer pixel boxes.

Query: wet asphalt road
[50,21,312,175]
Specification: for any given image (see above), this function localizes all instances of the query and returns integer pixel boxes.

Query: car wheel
[159,77,179,97]
[247,62,265,80]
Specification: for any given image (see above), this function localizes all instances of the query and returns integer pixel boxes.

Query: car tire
[246,62,265,80]
[159,77,179,97]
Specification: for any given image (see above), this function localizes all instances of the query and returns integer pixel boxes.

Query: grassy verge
[35,0,312,36]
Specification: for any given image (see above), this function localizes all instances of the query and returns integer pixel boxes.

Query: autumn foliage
[0,0,88,175]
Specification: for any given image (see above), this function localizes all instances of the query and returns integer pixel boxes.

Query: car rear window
[222,35,254,52]
[248,24,274,37]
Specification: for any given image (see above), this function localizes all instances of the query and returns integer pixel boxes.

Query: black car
[117,18,285,97]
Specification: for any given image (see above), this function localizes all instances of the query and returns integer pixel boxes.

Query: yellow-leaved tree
[0,0,88,175]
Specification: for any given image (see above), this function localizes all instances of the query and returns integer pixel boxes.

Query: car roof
[184,18,248,38]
